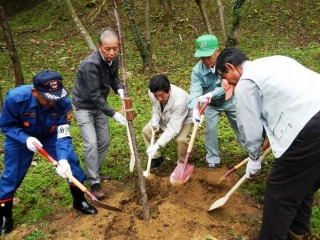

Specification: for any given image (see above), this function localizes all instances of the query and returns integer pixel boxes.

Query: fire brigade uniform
[0,70,97,236]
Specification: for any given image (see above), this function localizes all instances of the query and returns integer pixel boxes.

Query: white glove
[246,158,261,179]
[113,112,127,126]
[151,118,159,130]
[26,137,42,152]
[198,93,212,103]
[192,109,204,125]
[56,159,72,178]
[146,143,159,158]
[118,89,124,99]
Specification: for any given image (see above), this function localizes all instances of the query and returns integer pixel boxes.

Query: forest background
[0,0,319,239]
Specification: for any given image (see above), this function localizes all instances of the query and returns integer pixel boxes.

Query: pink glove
[222,79,234,101]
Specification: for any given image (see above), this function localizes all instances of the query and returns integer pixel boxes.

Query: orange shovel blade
[170,162,194,185]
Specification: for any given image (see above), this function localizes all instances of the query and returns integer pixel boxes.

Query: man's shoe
[70,186,97,215]
[151,157,164,169]
[0,200,14,235]
[287,229,319,240]
[208,163,220,169]
[73,199,98,215]
[91,183,105,200]
[258,195,264,205]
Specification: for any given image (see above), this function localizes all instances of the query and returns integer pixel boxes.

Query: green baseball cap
[194,34,219,58]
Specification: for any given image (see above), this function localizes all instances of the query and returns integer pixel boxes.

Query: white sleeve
[235,79,265,159]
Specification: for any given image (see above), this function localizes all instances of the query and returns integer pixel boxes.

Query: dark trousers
[259,111,320,239]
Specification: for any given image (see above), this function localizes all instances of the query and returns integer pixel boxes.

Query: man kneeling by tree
[0,70,97,235]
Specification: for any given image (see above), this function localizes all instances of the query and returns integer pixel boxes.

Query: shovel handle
[197,97,210,116]
[33,143,95,200]
[224,142,271,179]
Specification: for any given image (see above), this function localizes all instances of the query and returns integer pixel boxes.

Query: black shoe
[70,186,98,215]
[73,199,98,215]
[0,215,13,236]
[151,157,164,169]
[0,200,14,236]
[258,195,264,205]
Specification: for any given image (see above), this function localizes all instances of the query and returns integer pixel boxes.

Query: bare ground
[3,163,263,240]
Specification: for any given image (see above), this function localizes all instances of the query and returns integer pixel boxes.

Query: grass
[0,0,319,237]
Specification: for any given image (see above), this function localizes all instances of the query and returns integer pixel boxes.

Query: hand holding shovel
[208,147,272,211]
[143,125,159,178]
[33,142,121,212]
[170,98,210,185]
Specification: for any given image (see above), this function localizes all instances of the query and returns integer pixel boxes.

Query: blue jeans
[204,97,244,165]
[74,109,110,185]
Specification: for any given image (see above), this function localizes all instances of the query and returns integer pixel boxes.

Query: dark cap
[32,70,69,101]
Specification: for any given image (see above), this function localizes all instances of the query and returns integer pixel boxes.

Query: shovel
[208,147,272,211]
[223,141,270,180]
[170,98,210,185]
[143,126,158,178]
[33,143,122,212]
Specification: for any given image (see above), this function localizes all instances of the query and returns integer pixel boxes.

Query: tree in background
[123,0,152,71]
[0,5,24,88]
[195,0,213,34]
[226,0,246,47]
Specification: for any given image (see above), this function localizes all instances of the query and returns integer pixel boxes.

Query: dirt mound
[4,166,263,240]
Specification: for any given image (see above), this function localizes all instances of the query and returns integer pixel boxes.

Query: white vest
[241,56,320,157]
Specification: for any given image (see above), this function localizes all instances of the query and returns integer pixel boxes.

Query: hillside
[0,0,319,239]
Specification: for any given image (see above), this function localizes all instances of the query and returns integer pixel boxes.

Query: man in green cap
[188,34,244,169]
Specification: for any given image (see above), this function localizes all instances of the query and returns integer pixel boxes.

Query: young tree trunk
[112,0,151,222]
[215,0,227,43]
[159,0,173,25]
[123,0,152,71]
[63,0,96,51]
[226,0,246,47]
[0,5,24,87]
[194,0,212,34]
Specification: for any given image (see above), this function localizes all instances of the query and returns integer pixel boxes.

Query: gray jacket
[72,50,123,117]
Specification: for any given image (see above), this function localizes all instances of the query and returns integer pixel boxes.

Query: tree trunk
[0,5,24,87]
[215,0,227,43]
[159,0,173,25]
[123,0,152,71]
[63,0,96,51]
[194,0,212,34]
[226,0,246,47]
[112,0,151,222]
[145,0,151,55]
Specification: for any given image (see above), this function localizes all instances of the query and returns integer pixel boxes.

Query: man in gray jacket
[216,47,320,239]
[72,27,127,200]
[142,74,193,169]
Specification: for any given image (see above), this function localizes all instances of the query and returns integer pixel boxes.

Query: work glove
[118,89,124,100]
[192,109,204,125]
[151,117,159,130]
[56,159,72,179]
[246,158,261,179]
[113,112,127,126]
[222,79,234,101]
[146,143,159,158]
[198,93,212,103]
[26,137,42,152]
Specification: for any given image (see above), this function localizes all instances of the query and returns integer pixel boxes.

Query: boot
[0,199,14,235]
[70,186,97,215]
[287,229,319,240]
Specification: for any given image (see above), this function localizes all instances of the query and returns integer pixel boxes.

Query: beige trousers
[142,122,193,161]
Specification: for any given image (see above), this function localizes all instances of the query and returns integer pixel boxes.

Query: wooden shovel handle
[33,143,92,197]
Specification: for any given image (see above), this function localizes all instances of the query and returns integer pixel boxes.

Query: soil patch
[3,166,263,240]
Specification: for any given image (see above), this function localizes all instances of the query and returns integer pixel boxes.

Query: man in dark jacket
[72,27,127,200]
[0,70,97,236]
